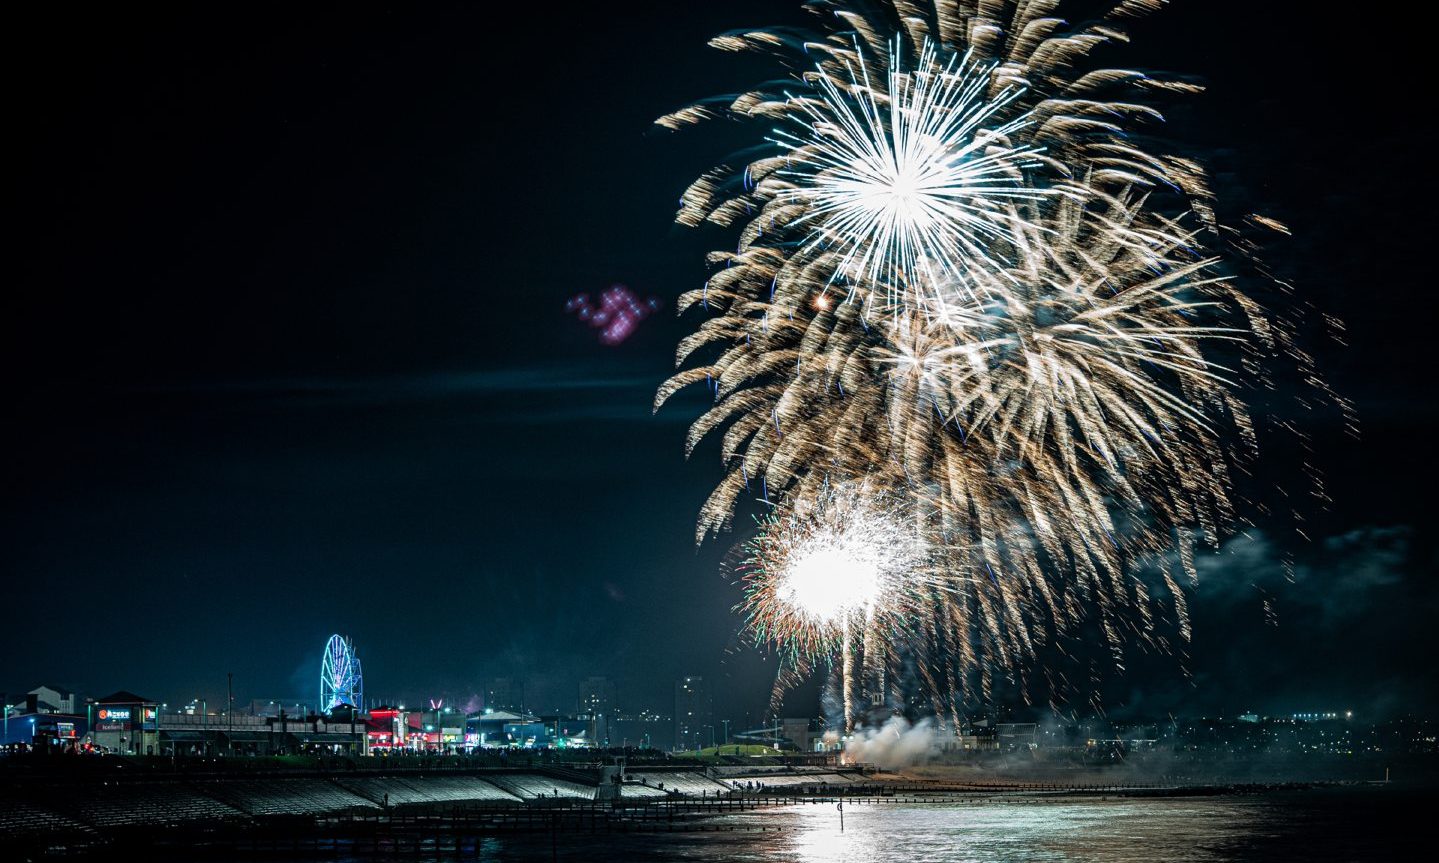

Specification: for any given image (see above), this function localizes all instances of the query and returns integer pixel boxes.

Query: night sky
[7,1,1436,723]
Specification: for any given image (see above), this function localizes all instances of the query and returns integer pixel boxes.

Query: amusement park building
[155,711,367,756]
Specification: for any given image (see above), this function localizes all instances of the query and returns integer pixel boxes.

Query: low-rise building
[27,684,78,714]
[156,709,366,756]
[91,691,160,755]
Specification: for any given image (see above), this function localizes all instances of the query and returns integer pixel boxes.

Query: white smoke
[843,716,935,770]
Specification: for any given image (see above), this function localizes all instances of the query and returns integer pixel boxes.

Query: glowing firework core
[779,545,880,625]
[742,484,925,659]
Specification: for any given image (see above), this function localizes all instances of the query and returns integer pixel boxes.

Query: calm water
[267,787,1431,862]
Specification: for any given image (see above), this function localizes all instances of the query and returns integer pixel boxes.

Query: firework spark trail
[657,0,1342,718]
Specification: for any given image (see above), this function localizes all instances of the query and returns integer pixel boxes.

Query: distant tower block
[320,634,363,712]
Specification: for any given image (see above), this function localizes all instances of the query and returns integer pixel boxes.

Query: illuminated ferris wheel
[320,634,363,712]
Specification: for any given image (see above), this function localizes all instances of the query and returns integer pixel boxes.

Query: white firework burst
[775,39,1051,317]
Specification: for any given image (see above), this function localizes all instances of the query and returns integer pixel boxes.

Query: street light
[199,699,208,755]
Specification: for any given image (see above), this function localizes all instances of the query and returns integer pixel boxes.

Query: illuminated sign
[97,708,132,721]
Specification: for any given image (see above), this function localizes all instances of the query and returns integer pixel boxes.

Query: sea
[228,786,1432,862]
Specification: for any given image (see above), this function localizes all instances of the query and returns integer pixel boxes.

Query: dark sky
[6,1,1435,723]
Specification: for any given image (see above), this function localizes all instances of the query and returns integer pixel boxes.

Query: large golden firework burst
[656,0,1345,716]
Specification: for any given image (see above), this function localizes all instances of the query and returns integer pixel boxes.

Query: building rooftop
[95,690,155,705]
[30,684,76,697]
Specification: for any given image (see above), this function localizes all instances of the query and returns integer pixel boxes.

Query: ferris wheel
[320,634,363,712]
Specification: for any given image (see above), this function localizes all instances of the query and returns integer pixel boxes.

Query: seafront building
[8,633,1429,760]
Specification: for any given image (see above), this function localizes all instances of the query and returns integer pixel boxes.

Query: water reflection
[778,797,1258,863]
[238,788,1425,862]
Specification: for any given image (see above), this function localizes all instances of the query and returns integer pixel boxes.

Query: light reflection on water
[776,798,1249,863]
[572,790,1422,862]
